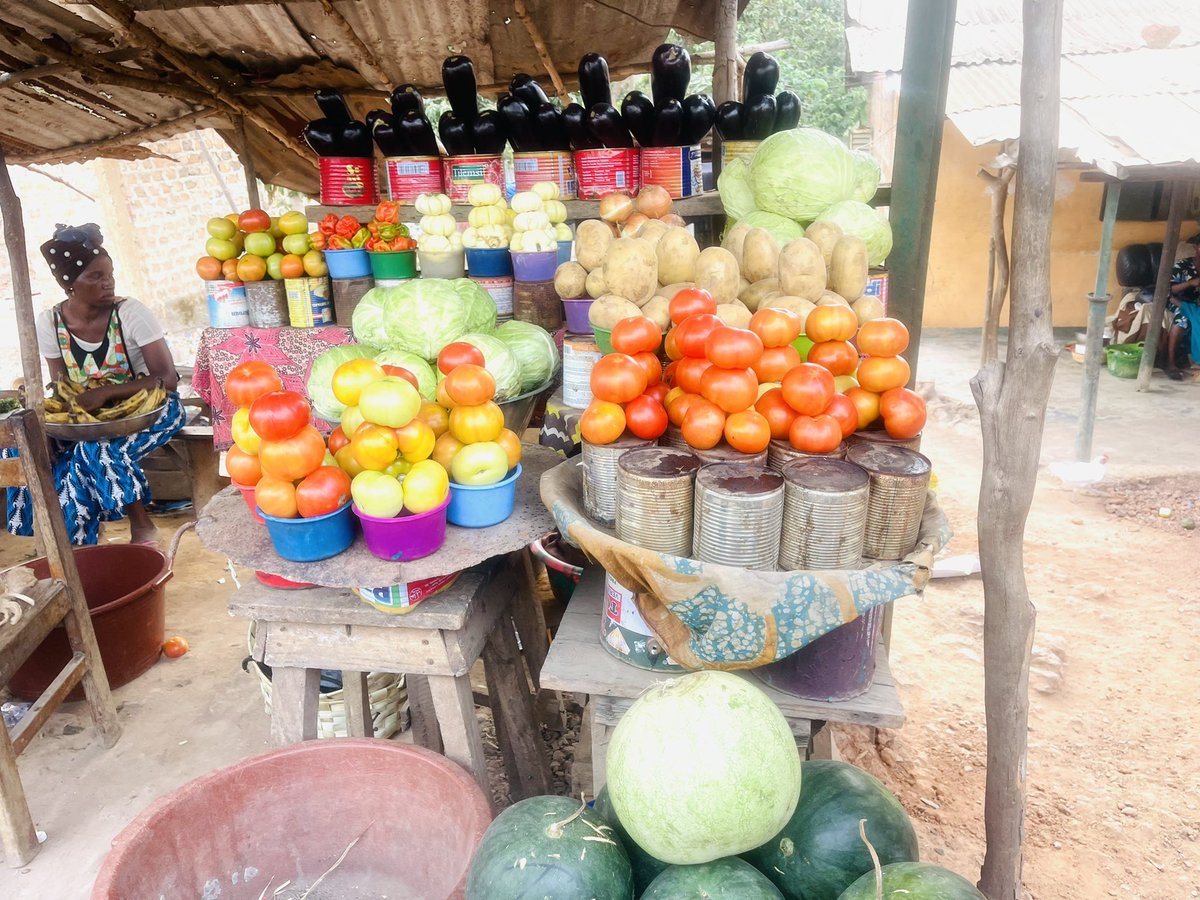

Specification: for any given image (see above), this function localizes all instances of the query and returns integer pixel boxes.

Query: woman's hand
[76,384,115,413]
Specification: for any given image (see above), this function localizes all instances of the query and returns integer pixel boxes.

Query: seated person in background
[1166,237,1200,380]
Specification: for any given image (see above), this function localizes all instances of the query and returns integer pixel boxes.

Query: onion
[660,213,686,228]
[621,212,649,237]
[635,184,672,219]
[599,191,634,224]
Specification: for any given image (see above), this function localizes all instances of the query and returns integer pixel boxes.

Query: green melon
[642,857,786,899]
[465,795,634,900]
[838,862,985,899]
[593,787,669,894]
[743,760,918,900]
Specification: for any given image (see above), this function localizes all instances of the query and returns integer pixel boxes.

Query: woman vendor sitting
[4,223,185,545]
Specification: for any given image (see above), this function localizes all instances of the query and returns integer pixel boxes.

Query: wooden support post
[1076,181,1121,459]
[0,148,44,412]
[1136,180,1187,390]
[979,166,1015,365]
[232,115,261,210]
[511,0,570,102]
[711,0,740,179]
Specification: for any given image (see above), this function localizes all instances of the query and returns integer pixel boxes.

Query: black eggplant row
[713,90,802,141]
[304,88,373,157]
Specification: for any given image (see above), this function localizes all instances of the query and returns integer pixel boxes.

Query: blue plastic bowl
[324,248,371,279]
[510,250,558,282]
[447,464,522,528]
[465,247,514,277]
[260,503,356,562]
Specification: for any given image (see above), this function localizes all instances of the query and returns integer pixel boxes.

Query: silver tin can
[767,438,846,472]
[582,435,654,526]
[778,458,870,570]
[844,442,932,560]
[694,440,769,468]
[616,447,701,556]
[846,429,923,453]
[562,332,602,408]
[693,463,785,570]
[659,425,689,451]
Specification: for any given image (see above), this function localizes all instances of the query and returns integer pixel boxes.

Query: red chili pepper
[319,213,339,236]
[374,201,400,225]
[334,216,359,238]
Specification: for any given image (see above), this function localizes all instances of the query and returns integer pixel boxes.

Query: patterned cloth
[53,301,132,385]
[192,326,355,449]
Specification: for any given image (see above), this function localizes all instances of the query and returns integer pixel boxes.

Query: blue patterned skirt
[4,393,186,545]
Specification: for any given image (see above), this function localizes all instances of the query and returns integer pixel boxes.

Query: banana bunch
[43,380,166,424]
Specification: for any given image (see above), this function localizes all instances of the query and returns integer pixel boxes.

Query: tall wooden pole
[711,0,739,180]
[971,1,1064,897]
[0,148,44,413]
[1136,180,1186,390]
[233,115,261,210]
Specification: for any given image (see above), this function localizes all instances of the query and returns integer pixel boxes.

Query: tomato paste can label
[285,276,334,327]
[720,139,761,169]
[574,148,640,199]
[472,274,514,316]
[356,571,461,614]
[640,145,703,199]
[441,154,505,204]
[864,269,889,312]
[385,155,443,203]
[600,572,682,671]
[562,333,601,408]
[513,151,578,199]
[204,280,250,328]
[319,156,378,205]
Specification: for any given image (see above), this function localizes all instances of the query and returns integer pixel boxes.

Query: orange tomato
[789,414,843,453]
[610,316,663,355]
[279,254,305,278]
[705,326,764,369]
[580,400,626,445]
[431,431,465,472]
[221,258,239,281]
[444,364,496,406]
[781,363,836,416]
[752,345,802,384]
[804,305,859,343]
[669,287,717,324]
[236,255,266,283]
[437,341,486,375]
[162,636,189,658]
[350,424,400,471]
[255,475,299,518]
[332,358,385,407]
[856,317,910,357]
[196,256,223,280]
[749,307,803,348]
[327,426,350,455]
[667,391,701,427]
[631,351,662,387]
[591,354,648,404]
[664,327,682,361]
[226,445,262,486]
[624,394,669,440]
[393,418,437,463]
[879,387,927,439]
[664,386,685,408]
[825,393,860,439]
[416,401,449,437]
[380,365,420,391]
[681,400,726,450]
[674,314,722,358]
[436,379,457,410]
[662,359,678,387]
[496,429,523,469]
[806,340,860,376]
[724,409,771,454]
[845,387,881,430]
[448,401,505,443]
[699,366,758,414]
[295,466,352,518]
[231,407,262,455]
[334,445,366,477]
[755,387,798,440]
[856,356,911,393]
[674,357,713,394]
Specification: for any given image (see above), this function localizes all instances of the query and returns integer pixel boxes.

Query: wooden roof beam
[8,107,221,164]
[314,0,391,91]
[511,0,570,102]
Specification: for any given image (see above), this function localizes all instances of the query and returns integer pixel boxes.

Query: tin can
[600,572,683,672]
[471,274,514,317]
[693,463,785,570]
[575,147,640,199]
[846,429,923,453]
[845,443,932,560]
[582,435,654,526]
[384,155,443,203]
[767,438,847,472]
[243,280,289,328]
[616,447,701,556]
[641,145,703,198]
[778,458,870,570]
[694,441,769,468]
[441,154,504,204]
[514,150,578,199]
[332,276,375,327]
[514,279,562,330]
[719,139,761,168]
[659,425,689,451]
[285,276,334,328]
[563,332,602,408]
[204,280,249,328]
[319,156,378,206]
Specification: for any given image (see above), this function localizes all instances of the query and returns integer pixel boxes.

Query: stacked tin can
[616,448,701,556]
[777,459,870,570]
[562,332,602,408]
[581,435,655,526]
[659,425,688,451]
[846,430,923,453]
[844,442,932,559]
[694,441,769,468]
[767,439,846,473]
[692,463,785,570]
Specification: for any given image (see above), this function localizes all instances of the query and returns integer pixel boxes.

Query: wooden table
[541,566,905,791]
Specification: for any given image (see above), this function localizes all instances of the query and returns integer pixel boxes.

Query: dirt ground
[1,329,1198,898]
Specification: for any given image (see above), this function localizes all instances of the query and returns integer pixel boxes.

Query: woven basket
[245,625,409,739]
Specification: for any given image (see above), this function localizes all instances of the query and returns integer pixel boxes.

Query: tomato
[327,426,350,455]
[805,305,859,343]
[258,426,326,481]
[644,382,671,406]
[752,345,802,384]
[393,418,437,463]
[496,429,523,469]
[674,357,712,394]
[825,394,860,439]
[334,445,366,477]
[624,394,669,440]
[437,341,487,375]
[700,366,758,414]
[350,423,399,471]
[669,288,717,324]
[580,400,626,445]
[856,355,911,393]
[879,387,927,439]
[196,256,223,280]
[231,407,262,455]
[224,361,282,408]
[381,365,420,391]
[781,363,836,416]
[674,314,722,358]
[279,254,305,279]
[705,326,764,369]
[665,386,685,407]
[749,307,803,348]
[416,401,449,438]
[226,445,262,486]
[448,401,505,443]
[681,400,726,450]
[754,388,798,440]
[845,387,881,429]
[295,466,352,518]
[631,351,662,387]
[591,354,648,404]
[806,340,860,376]
[611,316,663,355]
[662,360,678,387]
[664,327,682,361]
[248,391,311,442]
[444,364,496,406]
[221,258,239,281]
[161,636,189,658]
[238,208,271,233]
[331,358,384,407]
[667,391,701,427]
[789,414,843,453]
[436,379,456,409]
[857,317,910,357]
[431,432,465,472]
[255,475,299,518]
[724,409,771,454]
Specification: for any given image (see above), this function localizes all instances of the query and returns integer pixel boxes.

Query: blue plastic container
[465,247,514,277]
[447,464,522,528]
[557,240,573,266]
[260,503,356,562]
[510,250,558,282]
[323,248,371,279]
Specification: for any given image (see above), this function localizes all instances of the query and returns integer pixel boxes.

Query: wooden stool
[230,560,551,805]
[0,411,121,866]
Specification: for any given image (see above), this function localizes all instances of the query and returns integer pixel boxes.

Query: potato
[656,280,695,299]
[576,219,614,271]
[638,220,671,248]
[589,294,643,330]
[585,267,608,299]
[693,246,740,304]
[817,291,850,307]
[741,228,781,284]
[603,237,658,305]
[721,221,753,268]
[739,278,783,312]
[852,294,886,325]
[554,261,587,299]
[716,303,752,328]
[641,296,672,331]
[656,228,701,285]
[763,295,817,330]
[804,220,844,269]
[778,237,827,301]
[829,236,869,301]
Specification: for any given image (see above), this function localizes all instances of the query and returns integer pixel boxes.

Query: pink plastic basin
[353,495,450,561]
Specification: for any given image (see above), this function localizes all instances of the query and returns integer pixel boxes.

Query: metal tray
[43,403,167,442]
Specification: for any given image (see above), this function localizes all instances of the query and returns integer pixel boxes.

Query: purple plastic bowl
[510,250,558,282]
[562,298,594,333]
[352,496,450,562]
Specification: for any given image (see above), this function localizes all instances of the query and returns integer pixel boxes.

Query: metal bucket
[616,447,701,556]
[244,280,289,328]
[599,572,683,672]
[778,458,869,570]
[845,443,932,560]
[767,438,846,472]
[694,441,768,468]
[693,463,784,570]
[582,435,654,526]
[757,603,885,701]
[471,274,514,317]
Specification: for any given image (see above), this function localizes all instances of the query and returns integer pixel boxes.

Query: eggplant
[563,103,600,151]
[742,52,780,104]
[650,98,683,147]
[621,91,657,148]
[442,55,479,123]
[681,93,716,145]
[437,110,474,156]
[367,109,409,156]
[302,120,340,157]
[398,110,440,157]
[774,90,802,132]
[578,52,611,109]
[534,102,571,152]
[714,100,744,140]
[390,84,424,118]
[743,93,777,140]
[497,95,537,152]
[471,109,508,155]
[314,88,354,123]
[510,74,551,113]
[587,103,634,149]
[650,43,690,106]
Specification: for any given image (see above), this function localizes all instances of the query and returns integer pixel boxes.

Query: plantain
[95,390,148,421]
[44,412,71,423]
[43,398,65,414]
[135,387,166,414]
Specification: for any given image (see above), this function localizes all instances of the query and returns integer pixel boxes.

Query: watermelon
[743,760,918,900]
[593,787,669,894]
[465,795,634,900]
[838,862,986,899]
[643,857,786,899]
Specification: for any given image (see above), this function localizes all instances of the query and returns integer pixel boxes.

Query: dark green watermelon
[465,795,634,899]
[742,760,918,900]
[837,862,985,899]
[593,786,669,893]
[642,857,786,899]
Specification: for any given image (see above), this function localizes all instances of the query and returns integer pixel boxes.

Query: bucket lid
[695,462,783,495]
[618,447,701,479]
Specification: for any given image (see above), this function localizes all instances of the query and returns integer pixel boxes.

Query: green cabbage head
[377,279,471,360]
[450,278,498,334]
[813,200,893,266]
[306,344,380,421]
[717,158,757,221]
[740,210,806,247]
[494,320,559,393]
[750,128,858,223]
[851,150,882,203]
[350,288,388,347]
[455,332,523,401]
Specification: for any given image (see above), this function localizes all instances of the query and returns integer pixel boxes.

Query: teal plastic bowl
[447,464,522,528]
[260,503,355,562]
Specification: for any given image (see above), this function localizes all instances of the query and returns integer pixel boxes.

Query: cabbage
[495,320,559,393]
[374,349,437,400]
[813,200,893,266]
[851,150,882,203]
[749,128,858,223]
[374,279,471,360]
[306,344,380,421]
[350,288,388,347]
[450,278,498,334]
[455,332,523,401]
[740,210,806,247]
[717,158,757,221]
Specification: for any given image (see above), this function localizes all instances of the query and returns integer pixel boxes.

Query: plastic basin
[235,483,265,524]
[324,248,370,279]
[261,503,356,562]
[418,248,466,279]
[91,739,492,900]
[792,333,814,360]
[448,464,521,528]
[368,250,417,280]
[530,531,587,603]
[562,298,594,333]
[465,247,513,277]
[511,250,558,281]
[499,378,556,434]
[353,496,449,561]
[1105,341,1143,379]
[593,325,614,354]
